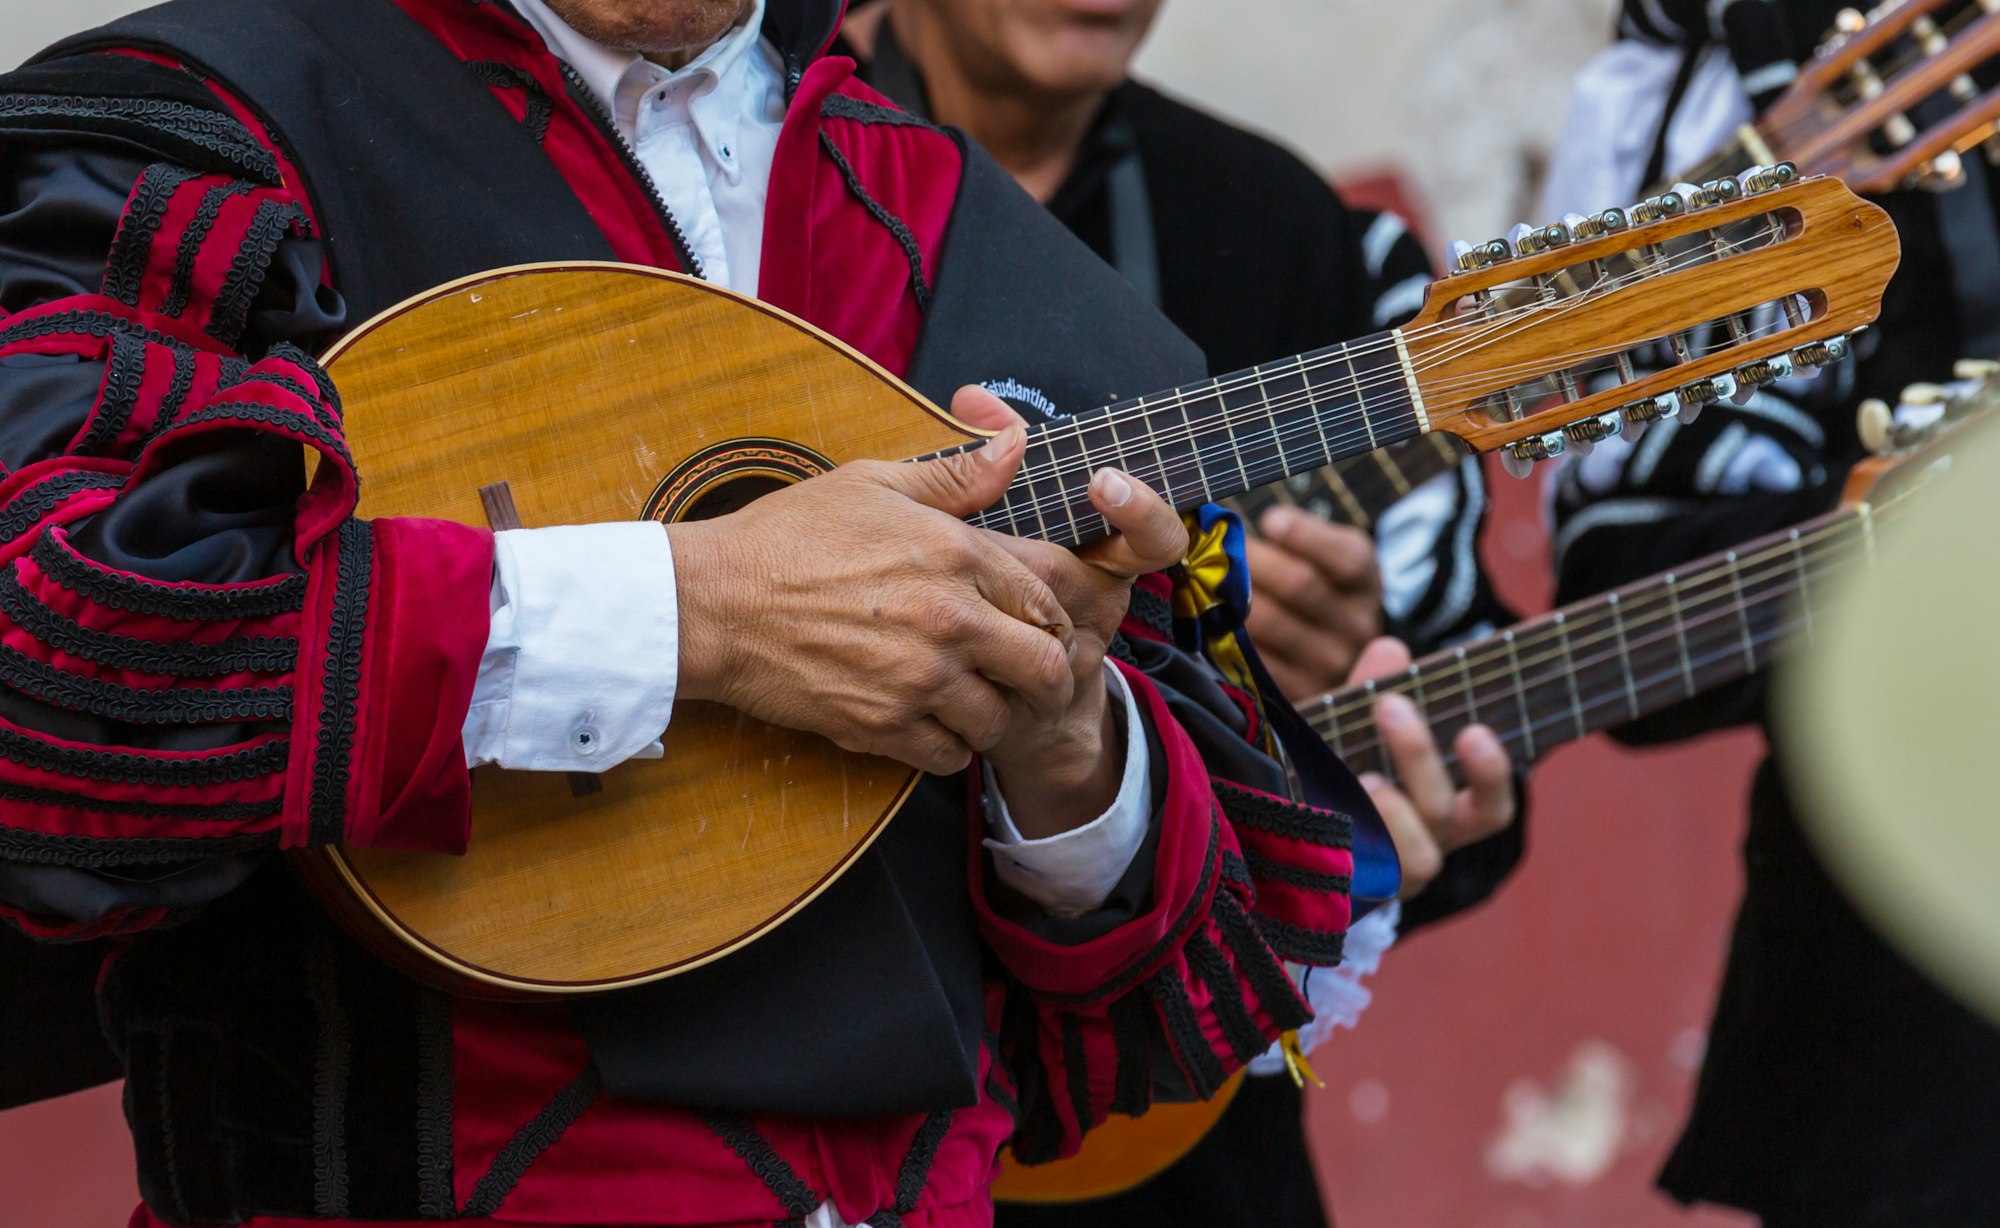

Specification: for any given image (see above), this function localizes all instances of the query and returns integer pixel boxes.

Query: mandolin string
[980,228,1806,517]
[1756,6,1991,149]
[1306,503,1889,740]
[976,221,1792,500]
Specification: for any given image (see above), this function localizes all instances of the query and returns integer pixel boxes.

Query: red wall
[0,464,1768,1227]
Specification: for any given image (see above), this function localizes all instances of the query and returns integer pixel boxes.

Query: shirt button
[571,724,602,755]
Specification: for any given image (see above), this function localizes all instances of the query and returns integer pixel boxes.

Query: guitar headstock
[1768,0,2000,193]
[1403,168,1899,476]
[1845,355,2000,506]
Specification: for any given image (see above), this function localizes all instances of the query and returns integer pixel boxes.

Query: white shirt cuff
[982,664,1154,918]
[1247,900,1402,1076]
[463,523,678,771]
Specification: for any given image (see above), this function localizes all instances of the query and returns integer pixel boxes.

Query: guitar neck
[1303,501,1883,782]
[1232,433,1464,532]
[956,333,1428,546]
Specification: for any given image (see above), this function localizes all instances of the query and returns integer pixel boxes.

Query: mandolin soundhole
[642,436,836,524]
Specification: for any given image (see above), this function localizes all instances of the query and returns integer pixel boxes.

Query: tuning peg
[1500,431,1566,479]
[1740,163,1800,195]
[1857,398,1895,455]
[1701,177,1743,206]
[1833,7,1866,35]
[1735,352,1797,392]
[1917,149,1967,191]
[1561,411,1624,455]
[1570,207,1628,242]
[1901,382,1946,407]
[1673,373,1737,425]
[1451,238,1512,272]
[1952,358,2000,381]
[1619,392,1678,439]
[1630,191,1688,224]
[1789,336,1849,371]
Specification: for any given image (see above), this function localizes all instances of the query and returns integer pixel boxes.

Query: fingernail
[1357,772,1387,793]
[1260,506,1294,535]
[1094,468,1133,507]
[981,425,1022,464]
[1376,693,1418,731]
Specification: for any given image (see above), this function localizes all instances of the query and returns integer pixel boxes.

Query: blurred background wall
[1,0,1767,1224]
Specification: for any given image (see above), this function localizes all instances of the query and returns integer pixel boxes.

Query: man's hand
[1245,507,1383,703]
[957,391,1189,837]
[1344,637,1515,900]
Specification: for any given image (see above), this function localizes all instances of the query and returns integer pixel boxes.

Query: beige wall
[3,0,1618,248]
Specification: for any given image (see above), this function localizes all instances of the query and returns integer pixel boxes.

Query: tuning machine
[1451,237,1513,273]
[1500,430,1566,479]
[1739,162,1800,195]
[1915,149,1968,192]
[1673,372,1738,424]
[1560,411,1624,456]
[1629,191,1687,224]
[1568,207,1628,241]
[1790,335,1850,372]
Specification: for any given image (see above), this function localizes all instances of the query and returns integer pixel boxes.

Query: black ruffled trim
[101,163,202,307]
[1242,848,1352,896]
[0,93,276,182]
[263,343,344,431]
[0,824,277,868]
[889,1108,952,1215]
[0,568,298,676]
[307,521,370,847]
[1213,780,1352,850]
[75,331,148,456]
[1147,968,1226,1098]
[0,642,291,723]
[0,720,287,786]
[818,129,931,312]
[467,60,553,144]
[1210,887,1311,1033]
[0,471,124,545]
[1185,930,1269,1064]
[171,397,352,470]
[163,180,255,318]
[1127,585,1175,640]
[209,198,309,347]
[821,92,936,130]
[702,1110,821,1217]
[0,777,278,822]
[1250,913,1347,967]
[0,308,182,352]
[32,533,307,621]
[458,1065,603,1218]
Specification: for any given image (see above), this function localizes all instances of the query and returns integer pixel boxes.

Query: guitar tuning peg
[1740,163,1799,194]
[1570,207,1628,242]
[1789,335,1849,370]
[1701,177,1743,205]
[1630,191,1687,224]
[1618,392,1678,440]
[1917,149,1967,191]
[1507,222,1541,256]
[1500,430,1566,479]
[1952,358,2000,381]
[1734,353,1796,396]
[1901,382,1946,407]
[1674,373,1736,424]
[1833,7,1866,35]
[1673,180,1717,210]
[1857,398,1896,455]
[1561,411,1624,456]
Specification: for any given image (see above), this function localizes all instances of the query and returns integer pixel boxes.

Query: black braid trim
[0,642,291,723]
[1106,992,1154,1116]
[1185,930,1269,1065]
[1058,1013,1094,1147]
[1127,585,1175,639]
[208,199,309,347]
[0,777,278,823]
[467,60,554,143]
[306,936,352,1218]
[162,180,255,318]
[101,164,202,306]
[1251,913,1348,968]
[458,1065,603,1217]
[0,721,287,787]
[821,92,937,130]
[75,332,148,456]
[1242,849,1351,896]
[156,345,196,437]
[1211,888,1311,1032]
[701,1111,821,1216]
[263,342,343,429]
[308,521,370,848]
[1146,970,1226,1100]
[1219,848,1252,890]
[414,990,456,1218]
[0,309,182,353]
[890,1109,952,1214]
[31,534,306,621]
[1105,632,1140,668]
[1030,812,1222,1008]
[1213,780,1352,850]
[170,399,353,471]
[0,824,277,868]
[0,472,124,545]
[0,94,276,181]
[871,1214,905,1228]
[817,130,931,311]
[0,569,299,677]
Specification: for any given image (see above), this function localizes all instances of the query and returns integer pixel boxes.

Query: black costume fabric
[852,29,1523,1228]
[1555,4,2000,1224]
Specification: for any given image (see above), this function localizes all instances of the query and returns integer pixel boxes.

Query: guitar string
[1755,6,1992,148]
[977,238,1804,525]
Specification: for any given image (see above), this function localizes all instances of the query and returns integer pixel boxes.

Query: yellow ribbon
[1279,1030,1325,1090]
[1171,512,1274,752]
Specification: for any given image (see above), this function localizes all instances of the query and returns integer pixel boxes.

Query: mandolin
[996,362,1998,1203]
[294,169,1896,997]
[1244,0,2000,533]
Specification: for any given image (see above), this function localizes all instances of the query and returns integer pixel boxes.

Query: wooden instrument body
[301,263,962,995]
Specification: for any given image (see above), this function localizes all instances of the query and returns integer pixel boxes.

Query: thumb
[868,423,1025,517]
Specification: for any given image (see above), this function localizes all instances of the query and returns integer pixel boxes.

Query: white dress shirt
[462,0,1154,923]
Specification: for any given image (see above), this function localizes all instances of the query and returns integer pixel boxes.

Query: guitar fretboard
[1304,499,1883,781]
[1232,434,1464,532]
[948,334,1425,547]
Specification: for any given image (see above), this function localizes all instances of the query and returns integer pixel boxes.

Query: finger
[1345,636,1412,687]
[930,673,1016,753]
[958,598,1078,721]
[1375,692,1454,833]
[1246,537,1342,617]
[862,423,1024,517]
[1077,468,1188,578]
[985,533,1128,643]
[966,533,1076,656]
[950,384,1028,433]
[1258,507,1380,593]
[860,716,973,777]
[1450,724,1517,846]
[1360,772,1441,900]
[1243,598,1361,701]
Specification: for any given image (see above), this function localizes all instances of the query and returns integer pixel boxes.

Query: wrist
[664,519,737,705]
[989,680,1122,839]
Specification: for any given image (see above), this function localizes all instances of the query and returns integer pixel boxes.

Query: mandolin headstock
[1402,167,1899,477]
[1844,354,2000,506]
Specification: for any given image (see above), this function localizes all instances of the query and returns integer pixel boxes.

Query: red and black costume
[0,1,1375,1224]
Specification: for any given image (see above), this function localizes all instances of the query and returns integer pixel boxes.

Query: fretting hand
[1342,636,1515,899]
[1246,506,1383,702]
